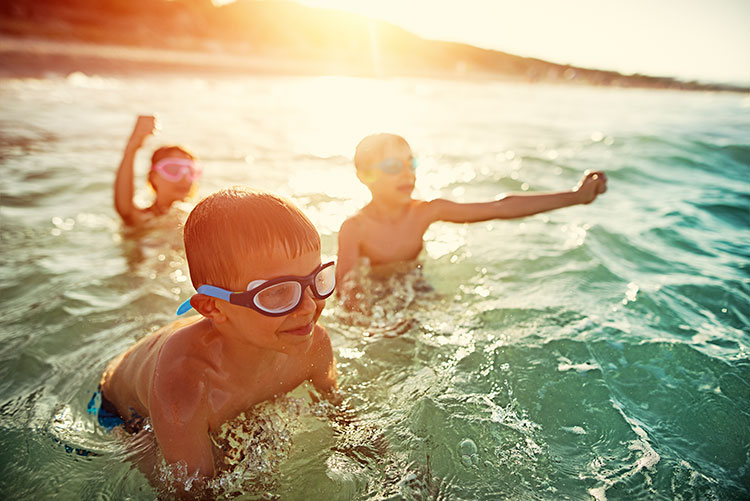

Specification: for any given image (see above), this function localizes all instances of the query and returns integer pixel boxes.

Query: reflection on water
[0,74,748,499]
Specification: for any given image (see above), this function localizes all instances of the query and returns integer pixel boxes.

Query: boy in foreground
[99,187,338,481]
[337,133,607,306]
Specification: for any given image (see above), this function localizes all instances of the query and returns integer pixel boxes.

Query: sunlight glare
[282,76,403,159]
[298,0,750,84]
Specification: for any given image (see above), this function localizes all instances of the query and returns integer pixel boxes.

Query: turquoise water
[1,73,748,499]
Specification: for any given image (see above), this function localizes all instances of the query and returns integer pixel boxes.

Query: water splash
[336,259,437,337]
[588,399,661,500]
[154,390,338,498]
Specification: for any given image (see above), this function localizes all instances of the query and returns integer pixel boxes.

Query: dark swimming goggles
[177,261,336,317]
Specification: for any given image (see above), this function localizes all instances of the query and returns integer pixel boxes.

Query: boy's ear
[191,294,228,323]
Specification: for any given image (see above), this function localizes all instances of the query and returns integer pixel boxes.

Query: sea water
[0,73,748,499]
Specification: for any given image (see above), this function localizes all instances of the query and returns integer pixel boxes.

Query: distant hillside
[0,0,745,91]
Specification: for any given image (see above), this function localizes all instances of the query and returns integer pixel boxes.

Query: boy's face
[358,141,415,205]
[220,244,327,353]
[150,170,194,201]
[149,150,196,202]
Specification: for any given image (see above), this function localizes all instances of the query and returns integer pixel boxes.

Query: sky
[297,0,750,85]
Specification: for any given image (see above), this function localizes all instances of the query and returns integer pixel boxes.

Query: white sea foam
[589,399,661,499]
[557,357,601,373]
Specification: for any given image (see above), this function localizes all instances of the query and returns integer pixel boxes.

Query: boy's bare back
[101,317,332,432]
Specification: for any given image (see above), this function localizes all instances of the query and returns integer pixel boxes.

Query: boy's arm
[149,360,215,478]
[114,115,156,225]
[428,170,607,223]
[335,217,363,310]
[309,325,338,399]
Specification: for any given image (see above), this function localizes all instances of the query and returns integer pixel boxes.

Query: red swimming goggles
[151,157,201,182]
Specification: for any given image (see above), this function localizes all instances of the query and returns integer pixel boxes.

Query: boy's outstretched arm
[429,170,607,223]
[114,115,157,224]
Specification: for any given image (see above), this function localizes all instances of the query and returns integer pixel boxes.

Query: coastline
[1,36,747,93]
[0,36,528,82]
[0,36,355,78]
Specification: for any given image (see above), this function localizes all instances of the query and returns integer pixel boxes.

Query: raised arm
[429,170,607,223]
[114,115,157,225]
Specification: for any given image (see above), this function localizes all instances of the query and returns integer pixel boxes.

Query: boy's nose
[294,287,317,315]
[400,165,415,180]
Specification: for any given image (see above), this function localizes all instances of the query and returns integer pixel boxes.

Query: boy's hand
[574,170,607,204]
[127,115,158,150]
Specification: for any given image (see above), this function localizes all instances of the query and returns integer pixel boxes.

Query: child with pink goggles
[151,157,202,183]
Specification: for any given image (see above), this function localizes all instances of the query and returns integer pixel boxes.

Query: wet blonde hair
[183,187,320,290]
[354,133,410,170]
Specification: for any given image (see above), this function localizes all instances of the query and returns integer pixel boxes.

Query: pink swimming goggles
[151,157,201,182]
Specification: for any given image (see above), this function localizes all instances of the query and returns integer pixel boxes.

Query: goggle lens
[152,158,200,182]
[254,282,302,313]
[162,163,186,177]
[314,264,336,296]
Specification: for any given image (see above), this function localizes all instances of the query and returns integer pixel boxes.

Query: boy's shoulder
[344,199,434,225]
[147,318,226,413]
[102,316,209,416]
[162,315,217,353]
[152,317,220,382]
[338,210,367,239]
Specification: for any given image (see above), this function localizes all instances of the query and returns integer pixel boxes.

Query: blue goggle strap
[175,285,234,315]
